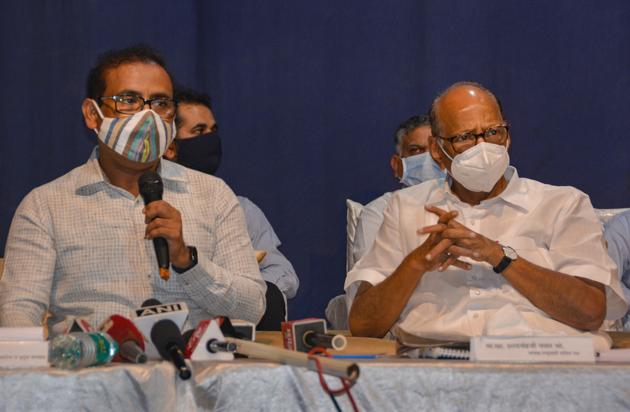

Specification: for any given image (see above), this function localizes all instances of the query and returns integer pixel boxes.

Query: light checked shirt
[0,149,266,330]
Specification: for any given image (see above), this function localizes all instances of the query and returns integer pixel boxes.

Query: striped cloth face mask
[91,99,175,163]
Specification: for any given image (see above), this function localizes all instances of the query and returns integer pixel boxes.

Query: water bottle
[49,332,119,370]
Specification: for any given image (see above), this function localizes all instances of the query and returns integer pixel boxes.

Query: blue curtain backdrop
[1,1,628,320]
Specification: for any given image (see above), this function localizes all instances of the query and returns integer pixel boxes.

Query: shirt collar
[435,166,531,213]
[76,146,189,195]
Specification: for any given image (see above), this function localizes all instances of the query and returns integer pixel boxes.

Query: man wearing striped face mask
[0,45,267,332]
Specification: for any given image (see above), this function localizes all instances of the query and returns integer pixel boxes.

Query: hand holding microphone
[138,171,191,281]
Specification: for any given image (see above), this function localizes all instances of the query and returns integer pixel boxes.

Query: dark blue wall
[1,1,628,320]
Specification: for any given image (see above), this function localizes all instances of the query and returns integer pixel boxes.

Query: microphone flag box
[470,336,595,363]
[0,327,48,368]
[230,319,256,341]
[185,318,234,361]
[133,302,189,360]
[281,318,326,352]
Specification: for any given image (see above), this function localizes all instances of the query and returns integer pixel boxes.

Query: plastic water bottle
[49,332,119,370]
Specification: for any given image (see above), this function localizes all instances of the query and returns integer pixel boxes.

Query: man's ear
[429,136,447,170]
[164,140,177,161]
[390,154,403,179]
[81,98,101,130]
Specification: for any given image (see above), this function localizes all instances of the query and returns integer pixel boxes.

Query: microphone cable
[307,347,359,412]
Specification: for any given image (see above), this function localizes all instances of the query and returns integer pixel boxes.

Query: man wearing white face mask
[352,115,446,264]
[346,81,626,351]
[0,45,266,330]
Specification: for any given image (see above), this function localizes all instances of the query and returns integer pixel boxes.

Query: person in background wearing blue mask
[163,88,299,331]
[0,45,266,331]
[346,81,626,351]
[352,115,446,264]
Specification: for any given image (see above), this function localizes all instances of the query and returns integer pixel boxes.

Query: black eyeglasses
[100,95,177,118]
[436,124,510,153]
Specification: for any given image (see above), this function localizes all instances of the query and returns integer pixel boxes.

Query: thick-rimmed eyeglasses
[100,95,177,118]
[436,124,510,153]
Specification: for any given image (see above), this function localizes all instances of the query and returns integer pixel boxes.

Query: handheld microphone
[184,318,235,361]
[99,315,147,364]
[138,171,170,281]
[151,319,192,380]
[132,299,189,359]
[282,318,347,352]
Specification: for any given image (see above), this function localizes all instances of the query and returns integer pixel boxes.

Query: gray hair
[394,114,431,155]
[428,81,504,137]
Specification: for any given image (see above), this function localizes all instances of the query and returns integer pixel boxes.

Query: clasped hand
[411,205,503,272]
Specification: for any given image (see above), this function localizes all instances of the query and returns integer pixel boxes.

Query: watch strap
[172,246,198,274]
[492,256,513,273]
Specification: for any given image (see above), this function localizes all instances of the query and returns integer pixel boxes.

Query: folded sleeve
[548,192,627,320]
[0,190,55,326]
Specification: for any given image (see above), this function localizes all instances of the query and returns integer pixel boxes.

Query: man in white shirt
[346,81,626,346]
[352,115,445,265]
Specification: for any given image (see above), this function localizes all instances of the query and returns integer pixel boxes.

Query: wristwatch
[172,246,198,274]
[492,245,518,274]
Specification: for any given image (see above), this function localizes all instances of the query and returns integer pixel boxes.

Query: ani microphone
[138,171,170,281]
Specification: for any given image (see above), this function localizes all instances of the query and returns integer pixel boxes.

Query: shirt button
[474,290,481,296]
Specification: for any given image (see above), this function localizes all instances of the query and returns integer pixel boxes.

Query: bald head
[429,82,504,137]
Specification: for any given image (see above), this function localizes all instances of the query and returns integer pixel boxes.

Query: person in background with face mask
[163,88,298,331]
[352,115,445,265]
[0,45,266,330]
[345,81,627,351]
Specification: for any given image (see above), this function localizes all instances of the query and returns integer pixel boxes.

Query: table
[2,333,630,411]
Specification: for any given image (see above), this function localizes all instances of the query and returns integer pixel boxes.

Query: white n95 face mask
[91,100,175,163]
[439,142,509,192]
[399,152,446,187]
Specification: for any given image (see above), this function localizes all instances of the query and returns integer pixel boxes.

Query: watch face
[503,246,518,260]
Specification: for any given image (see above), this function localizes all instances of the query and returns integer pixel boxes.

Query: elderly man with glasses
[0,45,266,331]
[345,81,626,351]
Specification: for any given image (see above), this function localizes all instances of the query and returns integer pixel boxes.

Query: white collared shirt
[345,167,627,343]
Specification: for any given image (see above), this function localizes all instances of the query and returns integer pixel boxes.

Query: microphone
[138,171,170,281]
[151,319,192,380]
[132,298,189,360]
[303,331,347,351]
[184,318,235,361]
[282,318,347,352]
[99,315,147,364]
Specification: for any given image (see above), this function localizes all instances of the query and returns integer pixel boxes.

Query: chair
[325,200,364,330]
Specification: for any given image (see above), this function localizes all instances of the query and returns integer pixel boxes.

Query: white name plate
[0,327,44,341]
[0,341,49,368]
[470,336,595,363]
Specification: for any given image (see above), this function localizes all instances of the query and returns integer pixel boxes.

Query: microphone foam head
[151,319,185,359]
[141,298,163,308]
[138,171,163,203]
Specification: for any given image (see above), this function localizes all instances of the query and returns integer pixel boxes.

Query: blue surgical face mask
[399,152,446,187]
